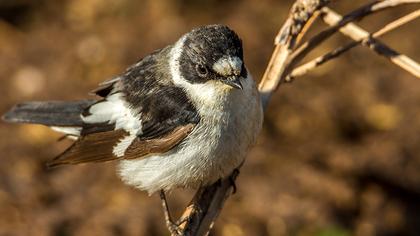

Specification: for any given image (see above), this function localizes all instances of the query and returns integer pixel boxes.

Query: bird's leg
[159,190,183,236]
[229,168,240,194]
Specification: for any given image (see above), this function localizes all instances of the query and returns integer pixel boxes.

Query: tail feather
[2,100,96,127]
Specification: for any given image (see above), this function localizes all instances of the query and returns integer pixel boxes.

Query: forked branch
[286,0,420,82]
[289,8,420,80]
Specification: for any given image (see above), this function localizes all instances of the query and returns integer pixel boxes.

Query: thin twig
[374,9,420,36]
[160,191,182,236]
[285,0,419,83]
[259,0,330,109]
[322,7,420,77]
[289,9,420,79]
[296,11,321,45]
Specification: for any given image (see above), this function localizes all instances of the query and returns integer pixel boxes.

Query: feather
[47,124,195,167]
[89,77,121,97]
[124,124,195,159]
[2,100,95,126]
[47,129,128,167]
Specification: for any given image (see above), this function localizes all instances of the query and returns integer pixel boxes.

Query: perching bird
[2,24,263,230]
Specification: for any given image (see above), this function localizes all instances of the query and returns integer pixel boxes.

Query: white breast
[118,74,262,194]
[118,35,263,194]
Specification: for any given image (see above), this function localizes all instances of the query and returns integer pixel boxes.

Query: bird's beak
[221,76,243,90]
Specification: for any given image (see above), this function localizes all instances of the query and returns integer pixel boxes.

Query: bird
[2,24,263,232]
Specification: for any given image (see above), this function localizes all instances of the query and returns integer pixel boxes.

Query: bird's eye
[195,64,208,77]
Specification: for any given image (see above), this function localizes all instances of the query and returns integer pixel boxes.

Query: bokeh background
[0,0,419,235]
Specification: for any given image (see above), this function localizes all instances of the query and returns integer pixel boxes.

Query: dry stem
[289,8,420,79]
[259,0,330,108]
[286,0,419,82]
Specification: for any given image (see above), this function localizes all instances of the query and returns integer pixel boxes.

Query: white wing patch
[113,133,137,157]
[81,92,143,157]
[82,92,141,131]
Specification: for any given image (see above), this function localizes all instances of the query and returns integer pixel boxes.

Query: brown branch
[285,0,419,82]
[289,9,420,79]
[374,9,420,36]
[321,7,420,78]
[178,171,239,236]
[259,0,330,109]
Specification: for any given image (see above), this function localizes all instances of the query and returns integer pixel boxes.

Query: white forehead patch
[212,56,242,77]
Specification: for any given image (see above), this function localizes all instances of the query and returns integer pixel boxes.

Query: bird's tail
[2,100,95,129]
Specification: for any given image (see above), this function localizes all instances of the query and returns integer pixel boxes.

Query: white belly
[118,76,262,194]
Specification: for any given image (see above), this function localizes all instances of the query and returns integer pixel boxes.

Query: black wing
[48,47,200,166]
[121,47,200,139]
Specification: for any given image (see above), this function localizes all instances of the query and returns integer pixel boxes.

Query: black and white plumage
[3,25,263,194]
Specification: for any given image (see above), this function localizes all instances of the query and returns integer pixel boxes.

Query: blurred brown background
[0,0,419,235]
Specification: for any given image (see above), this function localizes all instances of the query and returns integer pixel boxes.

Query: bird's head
[172,25,247,90]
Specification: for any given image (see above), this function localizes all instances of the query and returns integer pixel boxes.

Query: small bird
[3,24,263,231]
